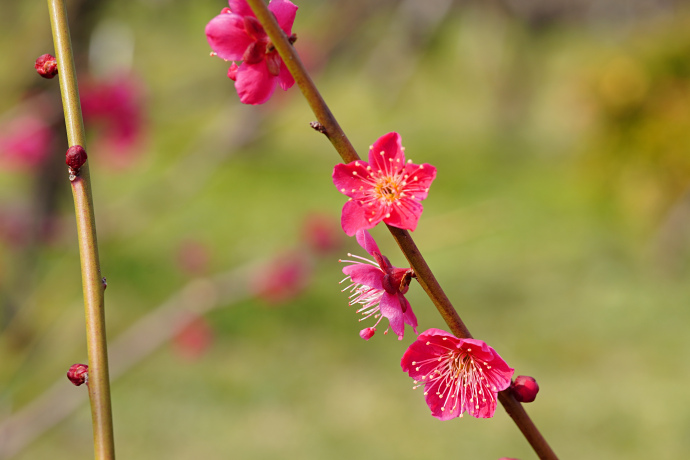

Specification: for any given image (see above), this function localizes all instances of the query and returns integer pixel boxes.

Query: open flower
[332,132,437,236]
[401,329,514,420]
[339,229,417,340]
[205,0,298,105]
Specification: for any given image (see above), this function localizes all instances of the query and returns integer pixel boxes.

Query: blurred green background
[2,0,690,459]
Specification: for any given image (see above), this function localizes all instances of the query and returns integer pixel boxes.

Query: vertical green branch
[47,1,115,458]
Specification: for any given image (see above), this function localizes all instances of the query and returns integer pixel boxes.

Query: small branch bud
[65,145,87,178]
[35,54,58,79]
[67,363,89,386]
[309,121,326,134]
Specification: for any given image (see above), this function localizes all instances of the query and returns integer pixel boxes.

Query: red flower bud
[65,145,87,173]
[35,54,58,79]
[512,375,539,403]
[359,327,376,340]
[67,363,89,386]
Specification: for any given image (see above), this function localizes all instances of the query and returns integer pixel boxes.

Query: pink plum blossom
[251,251,312,305]
[173,315,214,361]
[0,116,53,170]
[333,132,437,236]
[80,75,145,165]
[205,0,298,105]
[339,229,417,340]
[401,328,514,420]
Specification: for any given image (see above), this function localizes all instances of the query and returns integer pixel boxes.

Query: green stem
[245,1,558,459]
[47,1,115,459]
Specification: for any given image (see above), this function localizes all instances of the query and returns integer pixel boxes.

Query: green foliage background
[1,1,690,459]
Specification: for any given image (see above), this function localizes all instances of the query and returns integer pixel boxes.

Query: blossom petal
[384,199,423,231]
[355,229,381,257]
[205,14,253,61]
[278,58,295,90]
[402,162,437,201]
[228,0,254,18]
[426,386,463,420]
[368,132,405,175]
[333,161,372,199]
[268,0,298,34]
[235,61,278,105]
[341,200,380,236]
[379,292,405,339]
[342,264,384,290]
[399,294,418,334]
[401,330,458,380]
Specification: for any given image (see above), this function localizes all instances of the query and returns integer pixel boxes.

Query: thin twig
[245,1,558,458]
[47,1,114,458]
[0,267,251,459]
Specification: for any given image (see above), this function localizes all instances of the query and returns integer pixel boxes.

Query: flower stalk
[47,0,115,459]
[244,0,558,458]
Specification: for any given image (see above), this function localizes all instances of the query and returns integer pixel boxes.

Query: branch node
[309,121,327,134]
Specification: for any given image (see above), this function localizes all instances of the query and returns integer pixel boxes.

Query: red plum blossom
[401,328,514,420]
[333,132,437,236]
[205,0,298,105]
[339,229,417,340]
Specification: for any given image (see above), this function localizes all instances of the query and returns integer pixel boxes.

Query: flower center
[374,176,402,203]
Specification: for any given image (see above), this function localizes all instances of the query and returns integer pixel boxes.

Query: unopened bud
[512,375,539,403]
[227,62,239,81]
[67,363,88,386]
[359,327,376,340]
[65,145,87,175]
[35,54,58,79]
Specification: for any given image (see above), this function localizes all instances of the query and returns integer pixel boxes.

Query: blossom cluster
[204,0,520,422]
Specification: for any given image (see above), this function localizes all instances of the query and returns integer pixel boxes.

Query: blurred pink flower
[176,239,211,277]
[340,229,417,340]
[301,213,342,255]
[333,132,437,236]
[205,0,298,105]
[0,116,53,170]
[401,329,514,420]
[173,315,214,360]
[252,251,311,304]
[80,75,144,165]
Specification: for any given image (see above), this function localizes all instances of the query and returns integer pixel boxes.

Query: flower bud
[67,363,88,386]
[359,327,376,340]
[65,145,87,173]
[511,375,539,403]
[35,54,58,79]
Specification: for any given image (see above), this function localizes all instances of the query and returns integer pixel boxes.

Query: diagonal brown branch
[244,1,559,458]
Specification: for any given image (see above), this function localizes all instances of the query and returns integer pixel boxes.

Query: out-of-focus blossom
[80,75,145,165]
[301,213,342,255]
[173,315,214,360]
[251,251,311,304]
[0,116,54,170]
[340,229,417,340]
[176,239,211,277]
[401,329,514,420]
[205,0,298,105]
[333,132,437,236]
